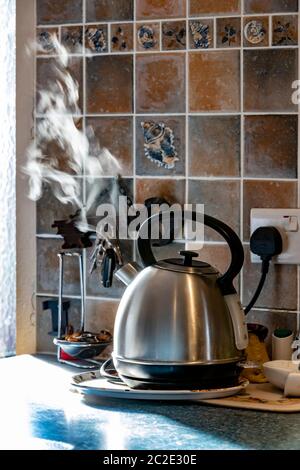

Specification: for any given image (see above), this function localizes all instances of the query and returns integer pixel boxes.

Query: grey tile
[244,115,298,179]
[189,115,240,177]
[244,0,298,14]
[37,0,83,25]
[86,0,133,22]
[244,49,298,112]
[188,180,240,241]
[37,239,81,296]
[37,182,83,235]
[85,177,133,230]
[243,246,298,311]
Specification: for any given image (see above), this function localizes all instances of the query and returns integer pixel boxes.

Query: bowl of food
[54,330,112,359]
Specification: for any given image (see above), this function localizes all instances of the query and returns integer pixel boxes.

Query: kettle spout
[114,262,142,286]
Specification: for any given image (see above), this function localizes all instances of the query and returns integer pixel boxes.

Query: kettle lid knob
[180,250,199,267]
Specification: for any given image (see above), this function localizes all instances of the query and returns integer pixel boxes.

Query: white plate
[71,371,249,401]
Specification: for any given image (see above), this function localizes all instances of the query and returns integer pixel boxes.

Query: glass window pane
[0,0,16,357]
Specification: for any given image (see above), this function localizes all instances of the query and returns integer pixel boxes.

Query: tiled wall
[35,0,299,353]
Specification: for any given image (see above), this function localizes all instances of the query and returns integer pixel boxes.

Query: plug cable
[244,256,271,314]
[245,226,283,315]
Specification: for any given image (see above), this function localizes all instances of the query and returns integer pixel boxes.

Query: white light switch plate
[251,209,300,265]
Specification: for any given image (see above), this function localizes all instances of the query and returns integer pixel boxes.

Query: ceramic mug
[272,331,294,361]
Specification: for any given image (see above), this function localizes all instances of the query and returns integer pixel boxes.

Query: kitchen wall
[35,0,299,353]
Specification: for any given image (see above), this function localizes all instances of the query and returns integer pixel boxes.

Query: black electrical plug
[250,226,283,263]
[245,226,283,314]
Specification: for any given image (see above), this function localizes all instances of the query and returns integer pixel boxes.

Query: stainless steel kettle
[112,212,248,390]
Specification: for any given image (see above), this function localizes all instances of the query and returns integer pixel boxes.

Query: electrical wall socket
[251,209,300,265]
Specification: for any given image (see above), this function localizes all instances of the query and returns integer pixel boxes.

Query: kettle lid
[156,250,219,275]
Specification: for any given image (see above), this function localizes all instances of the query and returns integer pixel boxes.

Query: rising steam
[25,34,121,231]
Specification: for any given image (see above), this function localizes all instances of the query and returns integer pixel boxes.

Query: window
[0,0,16,357]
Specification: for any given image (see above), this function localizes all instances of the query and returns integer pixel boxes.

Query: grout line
[250,307,300,315]
[240,0,245,304]
[35,111,300,117]
[35,44,299,59]
[159,20,162,51]
[107,21,111,54]
[35,291,300,314]
[185,0,189,244]
[133,0,137,261]
[213,16,217,48]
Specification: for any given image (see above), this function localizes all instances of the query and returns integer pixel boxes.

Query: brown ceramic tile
[189,51,240,112]
[35,117,83,175]
[136,116,185,176]
[37,27,59,55]
[111,24,134,52]
[188,180,240,241]
[273,15,298,46]
[246,310,297,356]
[216,17,241,48]
[244,49,298,112]
[243,180,298,240]
[189,0,240,16]
[136,53,185,113]
[162,21,186,50]
[136,23,160,51]
[86,56,133,113]
[137,0,186,19]
[244,0,298,14]
[86,0,133,22]
[86,117,133,176]
[243,247,297,311]
[243,17,269,47]
[86,240,133,298]
[61,26,83,54]
[189,116,240,177]
[36,296,82,353]
[136,178,186,205]
[37,180,83,234]
[85,25,108,53]
[37,0,83,24]
[189,19,214,49]
[244,115,298,179]
[37,239,81,295]
[36,57,83,113]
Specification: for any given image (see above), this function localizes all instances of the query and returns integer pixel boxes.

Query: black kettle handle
[137,212,244,296]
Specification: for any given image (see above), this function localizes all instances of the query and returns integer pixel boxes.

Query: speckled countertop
[1,354,300,450]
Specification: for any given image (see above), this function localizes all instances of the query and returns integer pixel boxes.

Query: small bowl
[263,360,300,390]
[54,338,112,360]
